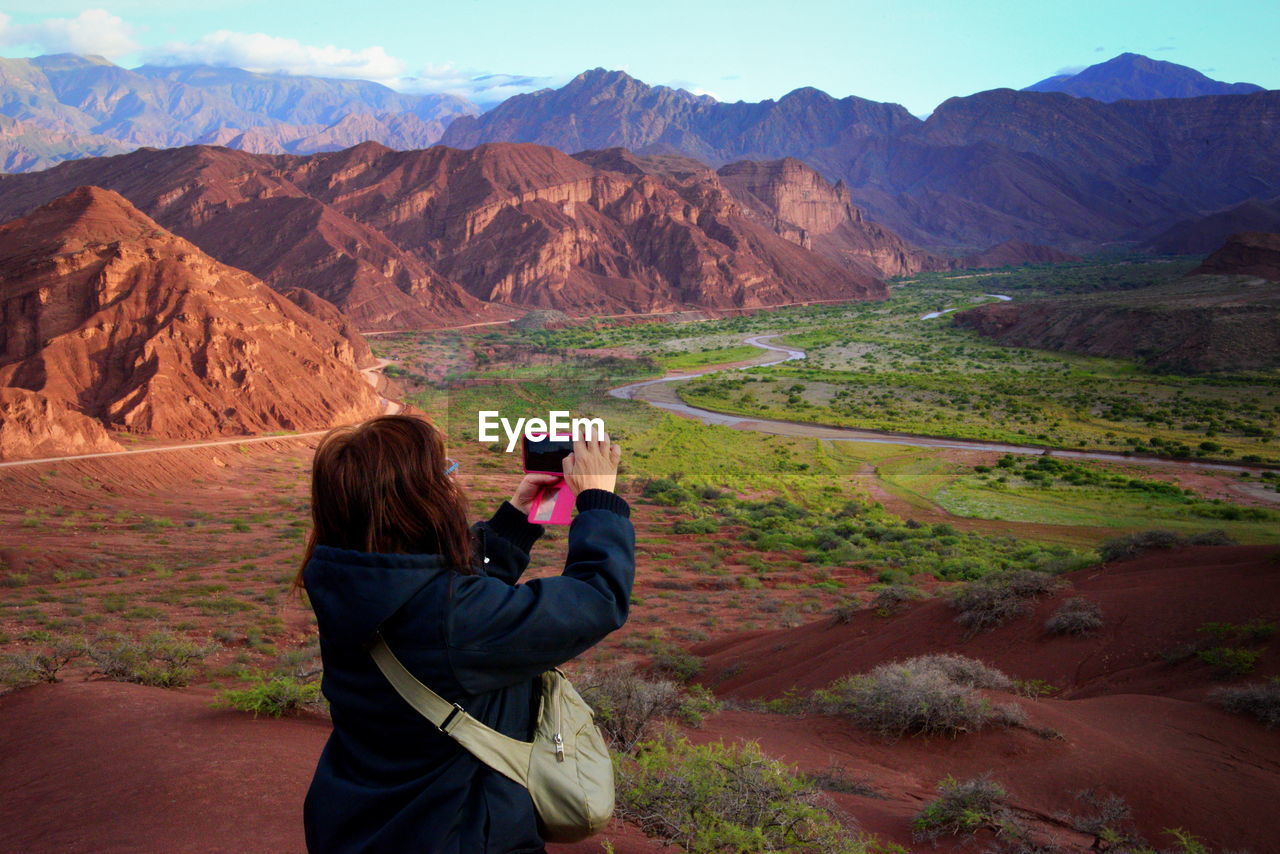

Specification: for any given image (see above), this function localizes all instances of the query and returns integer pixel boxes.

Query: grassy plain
[654,263,1279,463]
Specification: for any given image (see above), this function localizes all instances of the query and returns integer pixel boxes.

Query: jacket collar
[304,545,447,646]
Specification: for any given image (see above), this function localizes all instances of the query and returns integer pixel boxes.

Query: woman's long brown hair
[294,415,473,590]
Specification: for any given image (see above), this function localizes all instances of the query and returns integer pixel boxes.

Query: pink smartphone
[522,436,574,525]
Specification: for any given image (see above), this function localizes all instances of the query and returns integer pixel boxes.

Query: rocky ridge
[0,186,382,450]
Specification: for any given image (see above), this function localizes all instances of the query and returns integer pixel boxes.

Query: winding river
[607,332,1271,478]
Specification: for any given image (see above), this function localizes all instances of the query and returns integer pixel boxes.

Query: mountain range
[0,142,903,328]
[1,51,1275,254]
[0,53,476,172]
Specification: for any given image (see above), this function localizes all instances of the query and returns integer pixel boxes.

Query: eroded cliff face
[0,387,123,460]
[716,158,948,278]
[0,186,382,442]
[1193,232,1280,282]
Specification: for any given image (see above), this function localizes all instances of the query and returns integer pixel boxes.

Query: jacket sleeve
[446,490,635,695]
[471,501,544,585]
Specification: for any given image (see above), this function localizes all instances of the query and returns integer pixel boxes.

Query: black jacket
[302,489,634,854]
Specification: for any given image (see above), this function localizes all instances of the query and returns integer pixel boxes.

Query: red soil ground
[0,545,1274,852]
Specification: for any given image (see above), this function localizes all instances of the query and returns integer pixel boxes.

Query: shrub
[673,518,719,535]
[911,775,1012,842]
[88,632,209,688]
[649,643,704,681]
[217,676,322,717]
[831,596,864,624]
[1198,619,1276,643]
[1211,678,1280,727]
[1187,529,1237,547]
[1044,597,1104,636]
[812,655,1022,738]
[1197,646,1261,678]
[616,736,880,854]
[0,639,86,687]
[1100,529,1183,561]
[949,570,1062,635]
[869,584,924,616]
[1059,788,1143,851]
[577,666,682,752]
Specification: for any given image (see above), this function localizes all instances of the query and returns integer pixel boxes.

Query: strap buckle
[439,702,466,734]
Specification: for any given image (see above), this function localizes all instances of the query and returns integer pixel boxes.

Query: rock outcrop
[954,239,1080,269]
[0,388,123,460]
[1193,232,1280,282]
[715,158,941,278]
[0,186,382,442]
[1146,200,1280,256]
[280,288,377,369]
[954,274,1280,372]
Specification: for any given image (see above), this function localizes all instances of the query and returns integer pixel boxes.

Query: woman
[298,415,634,854]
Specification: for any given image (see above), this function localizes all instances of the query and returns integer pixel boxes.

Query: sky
[0,1,1275,114]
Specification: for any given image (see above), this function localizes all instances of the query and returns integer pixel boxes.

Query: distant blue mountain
[1024,52,1264,102]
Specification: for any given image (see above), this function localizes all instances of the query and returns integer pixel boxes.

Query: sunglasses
[444,458,460,476]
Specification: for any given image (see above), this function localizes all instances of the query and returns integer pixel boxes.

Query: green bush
[673,518,720,534]
[1197,646,1261,678]
[1100,529,1237,562]
[217,676,322,717]
[912,775,1013,842]
[617,736,892,854]
[88,632,209,688]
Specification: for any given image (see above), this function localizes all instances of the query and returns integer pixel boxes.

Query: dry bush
[576,664,720,752]
[950,570,1063,635]
[869,584,924,616]
[1044,597,1104,636]
[1211,678,1280,728]
[812,655,1023,738]
[0,639,86,688]
[1100,529,1235,563]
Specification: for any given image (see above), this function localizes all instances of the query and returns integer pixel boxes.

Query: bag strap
[368,633,535,787]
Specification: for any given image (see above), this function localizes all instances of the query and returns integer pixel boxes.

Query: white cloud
[0,8,139,58]
[395,62,561,106]
[145,30,406,81]
[142,32,556,105]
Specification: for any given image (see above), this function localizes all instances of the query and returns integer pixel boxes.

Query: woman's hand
[510,473,564,517]
[563,432,622,495]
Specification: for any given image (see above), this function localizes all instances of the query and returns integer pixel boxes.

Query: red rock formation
[1146,200,1280,255]
[954,273,1280,372]
[0,388,123,460]
[280,287,377,369]
[1193,232,1280,281]
[0,186,382,441]
[954,239,1080,268]
[0,142,886,323]
[715,158,946,278]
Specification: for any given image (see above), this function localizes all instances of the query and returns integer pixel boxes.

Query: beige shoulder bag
[369,634,615,843]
